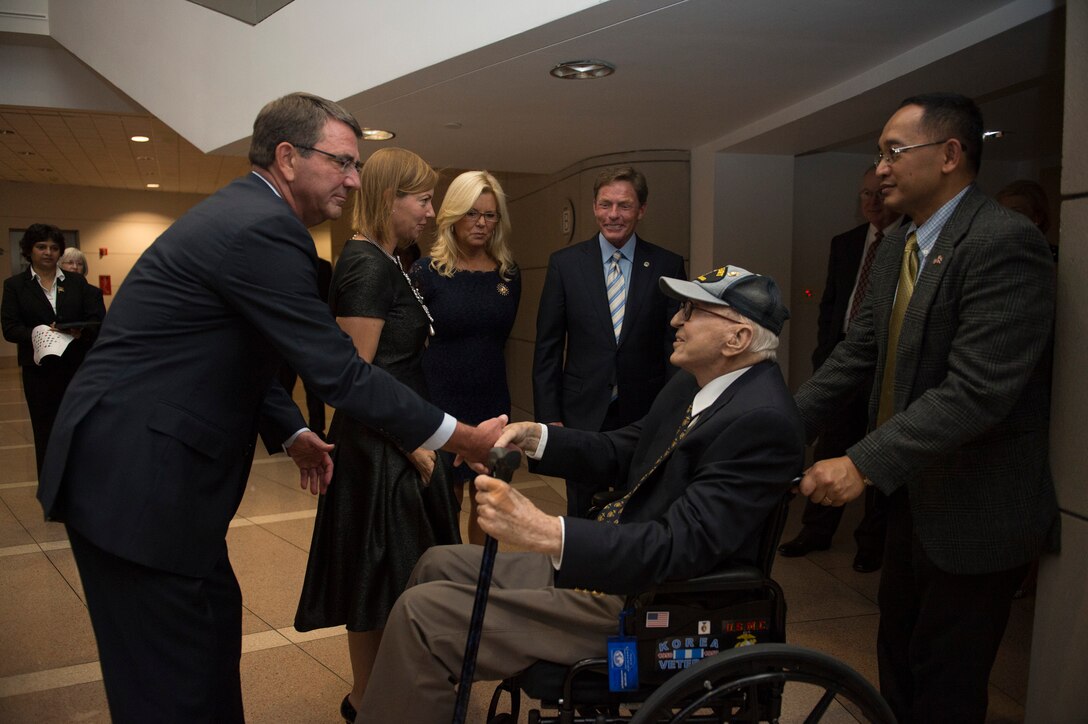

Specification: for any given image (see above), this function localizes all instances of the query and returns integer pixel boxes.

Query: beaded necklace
[362,237,435,336]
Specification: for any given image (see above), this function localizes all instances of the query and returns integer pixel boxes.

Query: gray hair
[733,308,779,362]
[248,92,362,168]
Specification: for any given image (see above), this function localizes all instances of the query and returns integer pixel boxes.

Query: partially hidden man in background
[532,166,686,517]
[35,92,503,723]
[357,266,804,722]
[795,92,1058,724]
[778,166,902,573]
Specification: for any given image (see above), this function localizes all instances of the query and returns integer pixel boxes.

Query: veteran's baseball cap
[659,265,789,335]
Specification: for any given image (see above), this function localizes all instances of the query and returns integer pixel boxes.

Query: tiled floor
[0,365,1034,722]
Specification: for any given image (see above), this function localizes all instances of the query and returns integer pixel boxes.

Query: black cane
[451,446,522,724]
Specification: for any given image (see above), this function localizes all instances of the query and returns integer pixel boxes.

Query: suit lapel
[618,236,652,347]
[577,238,618,347]
[891,187,981,401]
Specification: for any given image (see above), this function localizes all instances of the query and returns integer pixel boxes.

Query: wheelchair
[483,490,894,723]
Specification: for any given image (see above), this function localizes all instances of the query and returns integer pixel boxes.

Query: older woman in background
[411,170,520,543]
[294,148,460,723]
[2,225,104,475]
[59,247,107,314]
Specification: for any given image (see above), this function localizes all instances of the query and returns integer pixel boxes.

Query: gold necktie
[596,403,694,524]
[877,232,919,426]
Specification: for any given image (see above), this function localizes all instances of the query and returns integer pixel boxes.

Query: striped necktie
[847,231,883,328]
[606,250,626,341]
[596,403,694,524]
[877,232,919,426]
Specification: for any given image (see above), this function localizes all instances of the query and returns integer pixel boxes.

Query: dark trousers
[564,399,626,517]
[800,381,886,555]
[67,526,245,723]
[22,353,81,476]
[876,489,1026,724]
[278,364,326,436]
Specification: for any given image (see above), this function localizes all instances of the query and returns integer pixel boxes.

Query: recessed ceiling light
[17,150,35,156]
[130,135,151,143]
[443,122,462,130]
[549,60,615,80]
[361,128,395,141]
[136,155,155,161]
[146,183,160,189]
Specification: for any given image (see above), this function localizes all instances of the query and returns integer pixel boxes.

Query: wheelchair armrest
[652,565,766,595]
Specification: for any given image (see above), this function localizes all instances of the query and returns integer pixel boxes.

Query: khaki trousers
[357,544,624,722]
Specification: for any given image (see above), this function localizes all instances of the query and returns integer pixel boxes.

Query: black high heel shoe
[340,694,357,723]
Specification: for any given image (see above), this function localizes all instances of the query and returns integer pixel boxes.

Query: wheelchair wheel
[629,643,894,724]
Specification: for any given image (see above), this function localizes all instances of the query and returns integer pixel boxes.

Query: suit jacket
[2,268,105,367]
[796,186,1058,574]
[37,173,445,578]
[532,235,685,431]
[813,223,868,370]
[533,361,803,594]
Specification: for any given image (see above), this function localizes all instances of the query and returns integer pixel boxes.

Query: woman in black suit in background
[2,224,104,476]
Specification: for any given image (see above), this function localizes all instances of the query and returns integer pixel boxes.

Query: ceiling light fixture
[361,128,395,141]
[130,135,150,143]
[136,155,155,161]
[17,150,35,156]
[549,60,615,80]
[146,183,160,189]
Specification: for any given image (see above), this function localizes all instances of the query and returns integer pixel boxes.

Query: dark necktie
[596,403,694,524]
[847,231,883,328]
[877,232,919,426]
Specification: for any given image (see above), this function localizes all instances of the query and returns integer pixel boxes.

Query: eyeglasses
[680,300,744,324]
[463,209,501,224]
[294,145,363,175]
[873,139,949,167]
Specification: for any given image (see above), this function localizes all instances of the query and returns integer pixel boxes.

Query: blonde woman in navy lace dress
[411,171,520,544]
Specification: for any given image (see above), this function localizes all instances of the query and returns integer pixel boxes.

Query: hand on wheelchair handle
[799,456,866,506]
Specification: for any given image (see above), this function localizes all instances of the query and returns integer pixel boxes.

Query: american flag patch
[645,611,670,628]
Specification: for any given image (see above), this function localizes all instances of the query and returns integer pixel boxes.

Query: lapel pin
[932,255,943,265]
[643,261,650,267]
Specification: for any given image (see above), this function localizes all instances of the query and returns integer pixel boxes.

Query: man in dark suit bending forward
[37,92,501,723]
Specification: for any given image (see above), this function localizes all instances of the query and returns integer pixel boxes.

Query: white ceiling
[0,0,1067,194]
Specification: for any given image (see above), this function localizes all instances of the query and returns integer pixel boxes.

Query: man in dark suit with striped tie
[357,266,804,722]
[779,167,901,572]
[533,166,686,517]
[795,93,1058,723]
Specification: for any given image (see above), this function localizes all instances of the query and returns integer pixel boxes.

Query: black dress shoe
[341,694,357,723]
[778,532,831,557]
[852,551,882,573]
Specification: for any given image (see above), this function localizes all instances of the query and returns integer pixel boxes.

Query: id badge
[607,635,639,692]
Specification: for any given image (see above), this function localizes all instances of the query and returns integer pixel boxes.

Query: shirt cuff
[529,423,549,460]
[420,413,457,451]
[282,427,309,452]
[550,516,566,570]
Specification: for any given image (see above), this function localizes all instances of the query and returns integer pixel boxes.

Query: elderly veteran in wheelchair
[356,266,804,723]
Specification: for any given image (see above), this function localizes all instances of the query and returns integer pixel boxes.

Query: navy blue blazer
[532,235,685,431]
[38,173,445,577]
[535,362,804,594]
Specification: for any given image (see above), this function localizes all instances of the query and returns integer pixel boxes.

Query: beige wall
[1,179,334,361]
[1026,0,1088,719]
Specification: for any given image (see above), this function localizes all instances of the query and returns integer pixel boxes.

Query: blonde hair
[351,147,438,245]
[429,171,516,280]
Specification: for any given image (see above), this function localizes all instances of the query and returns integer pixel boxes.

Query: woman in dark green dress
[294,148,460,723]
